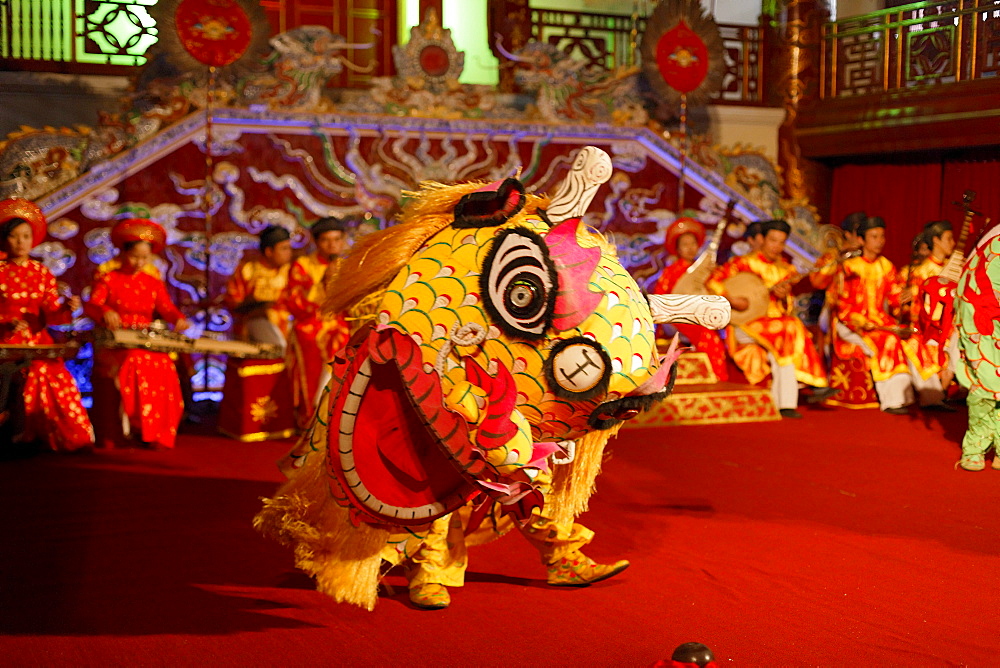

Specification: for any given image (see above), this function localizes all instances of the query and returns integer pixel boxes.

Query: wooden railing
[821,0,1000,98]
[530,7,768,105]
[2,1,765,105]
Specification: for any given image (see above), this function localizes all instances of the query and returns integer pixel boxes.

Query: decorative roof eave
[41,107,753,198]
[36,106,811,256]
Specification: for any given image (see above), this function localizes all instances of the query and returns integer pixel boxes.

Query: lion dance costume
[955,223,1000,470]
[255,148,730,609]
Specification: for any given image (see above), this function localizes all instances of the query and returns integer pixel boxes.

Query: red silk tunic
[0,259,93,450]
[835,255,939,382]
[86,269,185,448]
[284,253,350,425]
[707,251,827,387]
[651,258,728,381]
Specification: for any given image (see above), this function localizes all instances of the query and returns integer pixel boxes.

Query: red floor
[1,404,996,667]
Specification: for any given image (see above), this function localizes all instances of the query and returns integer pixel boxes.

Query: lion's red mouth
[327,327,488,527]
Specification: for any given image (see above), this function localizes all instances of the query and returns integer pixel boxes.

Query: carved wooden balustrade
[1,0,765,105]
[821,0,1000,98]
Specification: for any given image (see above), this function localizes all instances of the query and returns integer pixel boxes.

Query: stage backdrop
[37,110,780,401]
[830,159,1000,266]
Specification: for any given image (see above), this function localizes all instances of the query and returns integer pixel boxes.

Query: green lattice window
[1,0,158,66]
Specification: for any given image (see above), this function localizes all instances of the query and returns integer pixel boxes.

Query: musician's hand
[103,310,122,330]
[770,282,791,299]
[67,296,82,312]
[899,287,913,306]
[11,319,29,333]
[728,296,750,311]
[174,318,191,333]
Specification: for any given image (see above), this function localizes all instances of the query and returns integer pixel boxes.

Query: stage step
[627,351,780,427]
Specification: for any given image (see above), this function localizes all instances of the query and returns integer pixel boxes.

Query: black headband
[259,225,291,250]
[310,217,346,239]
[759,219,791,236]
[922,219,952,241]
[840,211,867,235]
[857,216,886,235]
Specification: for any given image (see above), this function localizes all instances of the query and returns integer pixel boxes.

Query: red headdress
[0,197,47,247]
[664,216,705,255]
[111,218,167,254]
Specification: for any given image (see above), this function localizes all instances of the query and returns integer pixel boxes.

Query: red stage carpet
[2,405,997,666]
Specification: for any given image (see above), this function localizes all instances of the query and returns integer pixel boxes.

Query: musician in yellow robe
[285,217,351,427]
[224,225,293,352]
[708,219,835,418]
[833,216,947,414]
[908,220,958,384]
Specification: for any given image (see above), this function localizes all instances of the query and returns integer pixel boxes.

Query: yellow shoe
[409,583,451,610]
[546,553,630,586]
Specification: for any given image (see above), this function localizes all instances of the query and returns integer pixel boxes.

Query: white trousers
[735,328,800,410]
[835,322,944,410]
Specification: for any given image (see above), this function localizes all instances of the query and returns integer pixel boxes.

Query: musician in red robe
[651,217,728,381]
[0,198,93,451]
[85,219,190,448]
[285,217,352,427]
[707,219,837,418]
[833,215,948,414]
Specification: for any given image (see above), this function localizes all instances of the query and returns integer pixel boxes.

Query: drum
[722,272,770,326]
[0,342,81,361]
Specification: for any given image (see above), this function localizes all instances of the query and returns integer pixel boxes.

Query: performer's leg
[407,513,467,609]
[518,507,629,586]
[959,391,996,471]
[836,323,912,412]
[908,360,945,407]
[767,353,800,413]
[874,372,914,412]
[942,333,959,390]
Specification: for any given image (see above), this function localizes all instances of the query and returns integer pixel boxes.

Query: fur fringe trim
[546,424,622,527]
[253,446,389,610]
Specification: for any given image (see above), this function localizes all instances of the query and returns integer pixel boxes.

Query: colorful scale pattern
[956,234,1000,398]
[377,214,662,450]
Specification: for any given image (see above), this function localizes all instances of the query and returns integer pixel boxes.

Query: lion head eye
[544,337,611,401]
[481,227,557,340]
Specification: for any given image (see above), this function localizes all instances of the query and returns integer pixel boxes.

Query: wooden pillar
[767,0,832,219]
[488,0,531,93]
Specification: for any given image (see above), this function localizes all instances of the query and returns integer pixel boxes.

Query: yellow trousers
[404,504,595,589]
